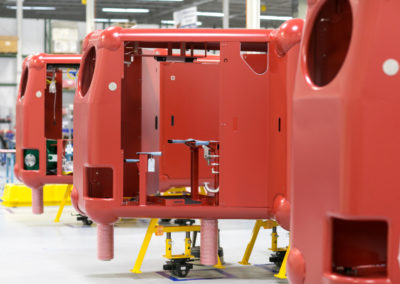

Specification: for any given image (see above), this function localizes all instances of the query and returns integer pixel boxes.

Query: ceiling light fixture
[196,11,224,17]
[95,18,130,23]
[102,8,149,13]
[160,20,175,24]
[144,0,183,2]
[260,15,293,21]
[161,20,202,26]
[6,5,56,10]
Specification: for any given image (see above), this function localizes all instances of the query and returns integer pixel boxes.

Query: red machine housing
[287,1,400,284]
[14,54,80,214]
[73,21,303,261]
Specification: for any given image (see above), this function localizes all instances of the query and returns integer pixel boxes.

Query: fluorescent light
[6,5,56,10]
[95,18,130,23]
[161,20,175,24]
[197,11,224,17]
[260,15,293,21]
[144,0,183,1]
[102,8,149,13]
[161,20,202,26]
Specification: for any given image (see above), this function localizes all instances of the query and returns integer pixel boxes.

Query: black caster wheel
[172,265,191,277]
[163,259,193,278]
[77,214,93,226]
[83,218,93,226]
[269,250,286,268]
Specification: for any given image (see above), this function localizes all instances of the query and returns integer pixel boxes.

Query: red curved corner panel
[288,1,400,283]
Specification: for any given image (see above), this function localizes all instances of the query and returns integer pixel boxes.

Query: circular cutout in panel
[306,0,353,87]
[19,67,29,99]
[81,46,96,97]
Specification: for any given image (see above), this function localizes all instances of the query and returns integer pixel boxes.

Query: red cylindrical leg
[97,223,114,261]
[200,219,218,265]
[32,187,44,214]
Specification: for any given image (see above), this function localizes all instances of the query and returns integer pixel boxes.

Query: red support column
[190,147,199,201]
[139,155,148,206]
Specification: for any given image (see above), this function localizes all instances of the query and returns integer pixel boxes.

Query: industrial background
[1,1,306,284]
[0,0,306,130]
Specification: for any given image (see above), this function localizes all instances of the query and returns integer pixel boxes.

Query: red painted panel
[159,61,219,186]
[288,1,400,283]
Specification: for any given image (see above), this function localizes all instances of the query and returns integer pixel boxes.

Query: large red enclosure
[287,1,400,284]
[14,53,80,214]
[72,21,303,261]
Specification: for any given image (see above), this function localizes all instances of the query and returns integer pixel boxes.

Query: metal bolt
[108,82,117,91]
[383,59,399,76]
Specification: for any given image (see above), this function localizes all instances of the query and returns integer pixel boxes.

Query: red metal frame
[73,21,303,260]
[287,1,400,284]
[14,53,81,214]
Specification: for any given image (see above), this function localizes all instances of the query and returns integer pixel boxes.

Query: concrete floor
[0,204,289,284]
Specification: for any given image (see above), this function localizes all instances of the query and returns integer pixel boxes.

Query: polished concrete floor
[0,205,289,284]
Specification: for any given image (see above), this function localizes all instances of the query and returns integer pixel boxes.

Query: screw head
[108,82,117,91]
[383,59,399,76]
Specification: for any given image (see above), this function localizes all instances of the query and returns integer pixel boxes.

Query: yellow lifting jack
[239,219,290,279]
[131,218,225,277]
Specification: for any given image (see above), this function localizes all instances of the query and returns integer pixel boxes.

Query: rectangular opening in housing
[45,65,78,140]
[121,50,142,201]
[45,65,78,175]
[46,139,57,175]
[332,218,388,278]
[124,41,220,63]
[240,42,268,74]
[44,69,62,139]
[86,167,113,199]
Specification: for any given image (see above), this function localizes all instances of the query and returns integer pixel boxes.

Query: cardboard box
[0,36,18,53]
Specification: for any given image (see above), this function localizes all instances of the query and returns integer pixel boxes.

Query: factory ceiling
[0,0,299,28]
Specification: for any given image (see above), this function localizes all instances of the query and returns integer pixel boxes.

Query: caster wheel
[76,214,93,226]
[163,259,193,278]
[269,250,286,268]
[83,218,93,226]
[171,265,191,277]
